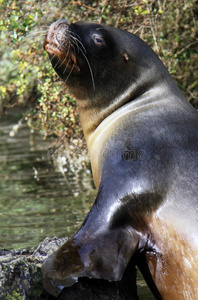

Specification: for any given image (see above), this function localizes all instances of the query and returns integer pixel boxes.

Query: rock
[0,237,139,300]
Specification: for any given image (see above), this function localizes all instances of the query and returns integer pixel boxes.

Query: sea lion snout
[43,20,80,75]
[43,19,70,47]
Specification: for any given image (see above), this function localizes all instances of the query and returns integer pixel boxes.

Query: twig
[72,1,95,11]
[177,40,198,55]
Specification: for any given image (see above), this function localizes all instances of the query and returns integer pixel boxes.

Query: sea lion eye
[92,34,106,47]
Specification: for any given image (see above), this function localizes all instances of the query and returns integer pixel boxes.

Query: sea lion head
[43,20,165,137]
[44,20,137,100]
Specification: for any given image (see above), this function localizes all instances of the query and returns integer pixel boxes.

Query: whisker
[31,31,47,35]
[54,57,62,69]
[58,54,68,69]
[67,30,87,54]
[62,43,71,74]
[50,54,58,65]
[68,30,95,90]
[67,30,82,43]
[70,35,87,54]
[63,63,68,75]
[59,41,71,70]
[80,50,95,91]
[50,54,56,62]
[69,35,80,54]
[25,31,46,38]
[64,63,75,84]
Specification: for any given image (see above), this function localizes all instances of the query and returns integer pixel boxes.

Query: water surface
[0,111,96,250]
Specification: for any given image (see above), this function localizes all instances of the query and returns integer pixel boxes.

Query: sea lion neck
[77,78,187,151]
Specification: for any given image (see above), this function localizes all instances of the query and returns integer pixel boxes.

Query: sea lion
[42,20,198,299]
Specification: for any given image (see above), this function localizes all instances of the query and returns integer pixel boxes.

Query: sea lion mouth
[43,20,80,74]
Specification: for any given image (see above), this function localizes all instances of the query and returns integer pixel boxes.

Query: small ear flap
[123,53,129,62]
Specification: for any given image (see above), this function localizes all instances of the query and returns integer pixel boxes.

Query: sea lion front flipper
[42,181,142,296]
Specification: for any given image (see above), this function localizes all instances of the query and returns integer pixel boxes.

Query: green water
[0,111,96,250]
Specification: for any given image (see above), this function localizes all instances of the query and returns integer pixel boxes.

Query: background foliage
[0,0,197,139]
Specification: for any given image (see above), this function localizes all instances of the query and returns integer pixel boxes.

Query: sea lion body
[42,20,198,299]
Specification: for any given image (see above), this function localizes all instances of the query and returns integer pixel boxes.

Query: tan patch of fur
[146,215,198,299]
